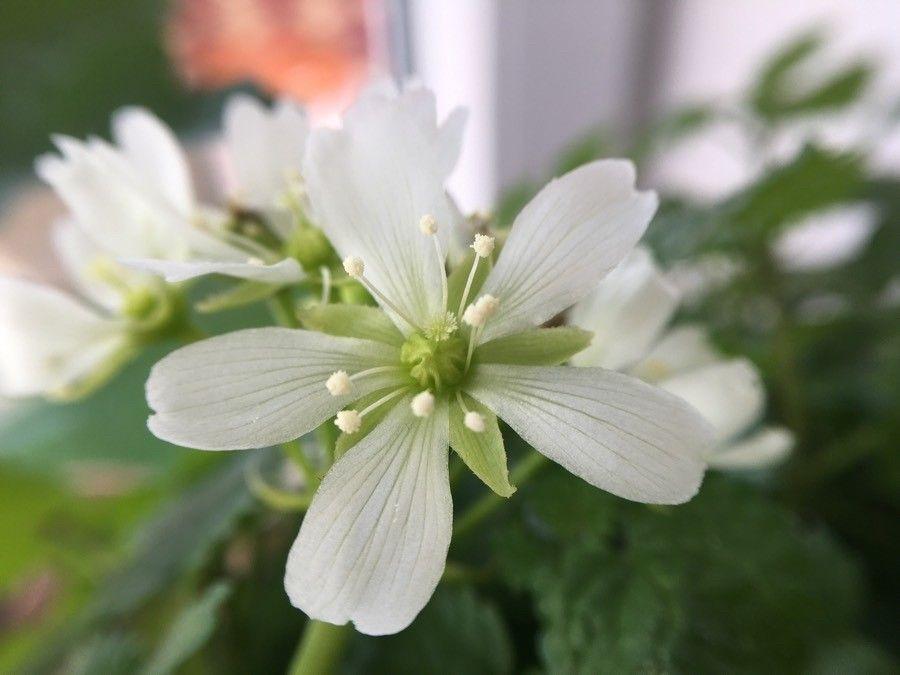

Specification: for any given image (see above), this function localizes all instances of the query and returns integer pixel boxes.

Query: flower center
[400,332,467,392]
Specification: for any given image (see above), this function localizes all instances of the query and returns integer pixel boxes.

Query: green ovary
[400,332,467,392]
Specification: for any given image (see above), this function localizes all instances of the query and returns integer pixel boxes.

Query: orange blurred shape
[166,0,373,109]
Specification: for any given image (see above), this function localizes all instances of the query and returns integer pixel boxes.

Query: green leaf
[67,634,141,675]
[496,471,865,673]
[554,129,610,176]
[141,582,231,675]
[297,304,403,346]
[450,393,514,498]
[750,30,872,121]
[359,587,513,674]
[474,327,593,366]
[333,387,402,460]
[195,281,280,313]
[447,251,493,317]
[22,452,269,674]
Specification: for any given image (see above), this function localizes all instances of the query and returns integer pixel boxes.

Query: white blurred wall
[408,0,900,209]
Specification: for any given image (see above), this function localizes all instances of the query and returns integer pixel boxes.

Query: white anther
[419,214,438,235]
[470,234,495,258]
[410,390,436,417]
[343,256,365,278]
[325,370,351,396]
[474,294,499,319]
[464,411,487,433]
[462,303,485,327]
[334,410,362,434]
[246,256,265,266]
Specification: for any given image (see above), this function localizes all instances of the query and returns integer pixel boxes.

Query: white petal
[570,247,679,369]
[0,278,126,397]
[304,86,460,331]
[146,328,402,450]
[658,358,764,444]
[708,427,794,469]
[36,137,191,260]
[223,95,309,210]
[467,365,711,504]
[480,161,658,341]
[52,218,122,311]
[630,324,720,382]
[111,106,195,217]
[285,399,451,635]
[121,257,304,284]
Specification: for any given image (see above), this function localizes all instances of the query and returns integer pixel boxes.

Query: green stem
[245,466,311,512]
[281,440,320,491]
[453,451,547,538]
[287,620,351,675]
[268,289,299,328]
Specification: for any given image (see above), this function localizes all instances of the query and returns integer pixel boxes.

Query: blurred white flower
[0,220,156,398]
[36,103,305,285]
[571,247,793,470]
[773,203,879,272]
[145,84,711,635]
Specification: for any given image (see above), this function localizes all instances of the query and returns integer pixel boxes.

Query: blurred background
[1,1,897,673]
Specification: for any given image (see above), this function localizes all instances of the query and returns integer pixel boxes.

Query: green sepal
[195,281,281,314]
[297,304,404,346]
[474,327,593,366]
[450,393,515,498]
[333,387,402,460]
[447,250,492,315]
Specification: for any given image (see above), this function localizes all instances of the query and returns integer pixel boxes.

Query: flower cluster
[0,82,738,635]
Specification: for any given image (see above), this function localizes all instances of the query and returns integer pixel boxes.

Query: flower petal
[658,358,764,444]
[630,324,720,382]
[479,160,658,341]
[284,398,451,635]
[146,328,402,450]
[0,278,126,398]
[570,247,679,369]
[303,85,461,331]
[122,257,304,284]
[223,95,309,211]
[708,427,794,469]
[111,106,195,217]
[467,364,711,504]
[52,218,123,312]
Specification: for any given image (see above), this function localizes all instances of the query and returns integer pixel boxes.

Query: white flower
[0,277,128,398]
[145,85,711,635]
[571,247,794,470]
[0,221,156,399]
[36,102,305,285]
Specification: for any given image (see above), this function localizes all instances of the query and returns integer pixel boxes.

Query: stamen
[465,411,486,433]
[419,214,438,235]
[334,386,410,435]
[325,370,351,396]
[456,391,486,433]
[464,294,500,369]
[334,410,362,434]
[471,233,495,258]
[410,390,435,417]
[420,214,448,312]
[457,235,494,317]
[319,265,331,304]
[342,255,422,331]
[324,365,401,397]
[360,387,410,417]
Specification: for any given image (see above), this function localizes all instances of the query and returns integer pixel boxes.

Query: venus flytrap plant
[145,84,714,636]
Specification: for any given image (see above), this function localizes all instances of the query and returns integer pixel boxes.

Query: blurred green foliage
[0,23,897,675]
